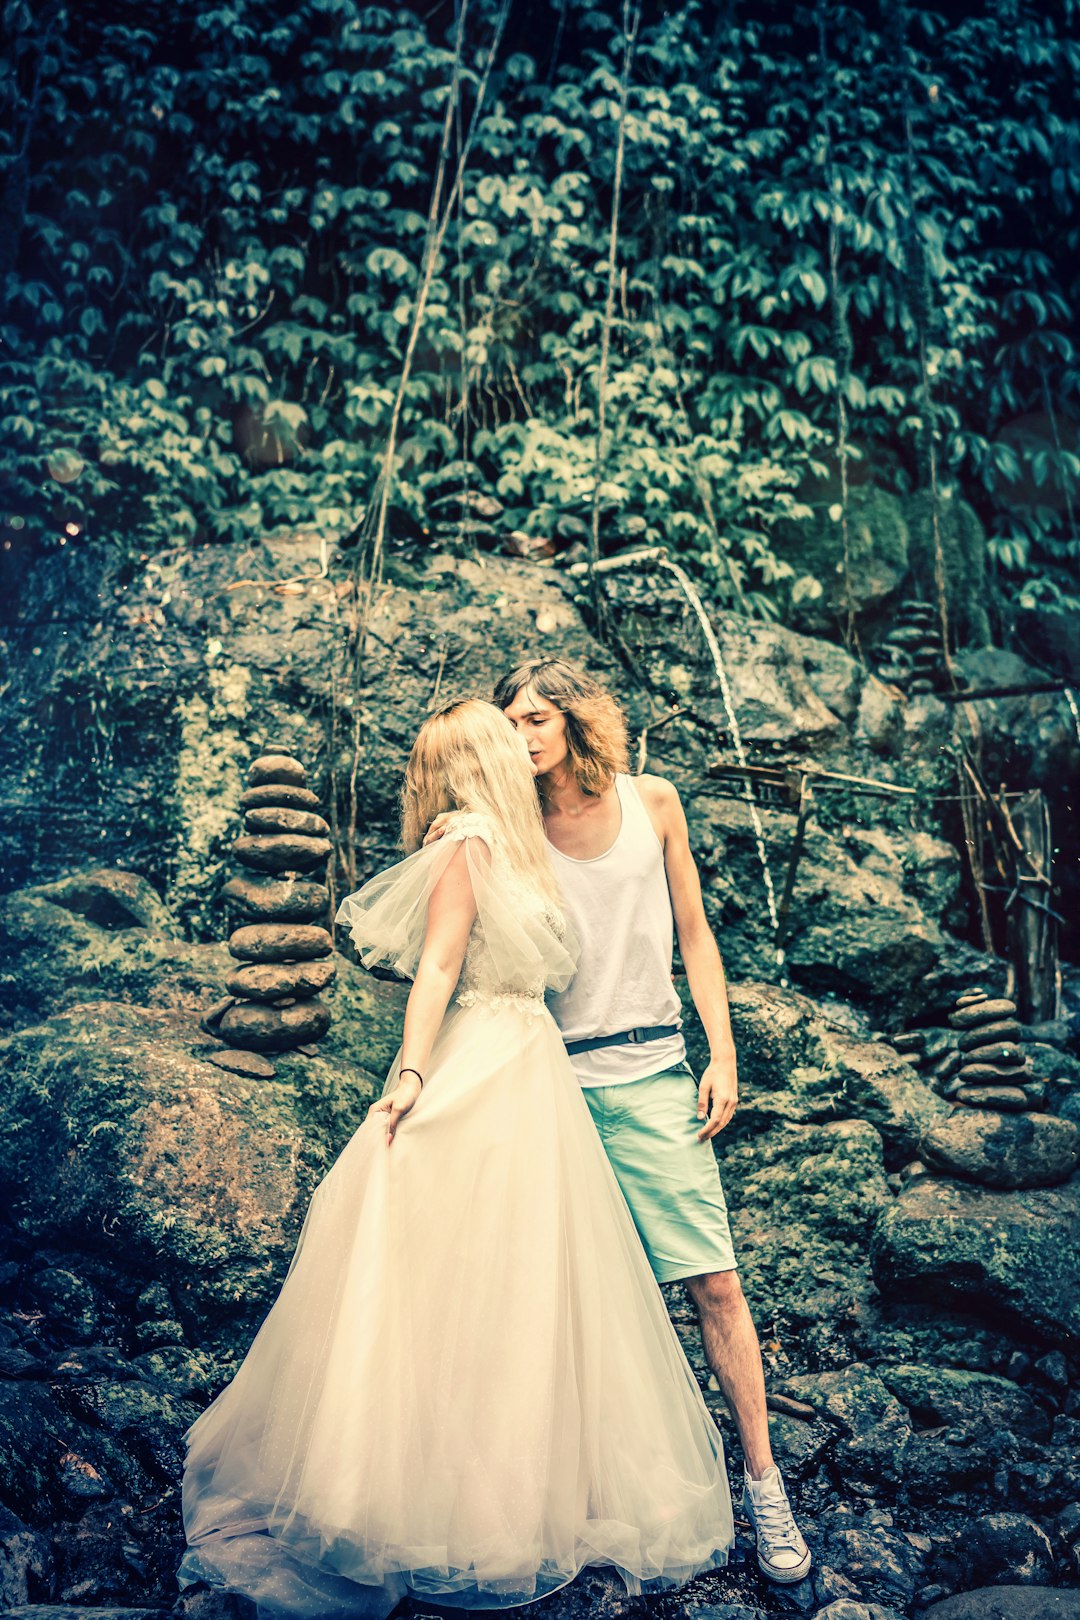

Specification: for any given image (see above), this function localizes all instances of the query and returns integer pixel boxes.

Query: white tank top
[546,774,686,1087]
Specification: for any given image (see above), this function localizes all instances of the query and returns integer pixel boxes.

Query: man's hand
[422,811,454,847]
[695,1055,738,1142]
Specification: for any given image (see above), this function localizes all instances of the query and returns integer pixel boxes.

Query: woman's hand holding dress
[371,1072,423,1146]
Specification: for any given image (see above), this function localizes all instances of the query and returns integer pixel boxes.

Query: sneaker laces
[746,1474,806,1558]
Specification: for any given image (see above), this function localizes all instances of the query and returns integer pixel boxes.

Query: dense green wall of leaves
[2,0,1077,627]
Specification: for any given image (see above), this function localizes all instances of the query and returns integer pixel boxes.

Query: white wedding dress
[179,815,733,1617]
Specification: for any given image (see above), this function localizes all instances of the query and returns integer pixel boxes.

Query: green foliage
[0,0,1076,627]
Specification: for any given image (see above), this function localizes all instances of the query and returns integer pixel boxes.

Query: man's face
[502,685,569,778]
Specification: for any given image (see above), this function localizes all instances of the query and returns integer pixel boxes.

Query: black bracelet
[399,1067,424,1089]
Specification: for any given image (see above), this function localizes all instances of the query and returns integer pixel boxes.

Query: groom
[493,657,811,1587]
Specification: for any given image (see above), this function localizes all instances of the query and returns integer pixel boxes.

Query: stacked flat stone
[203,747,334,1058]
[937,987,1043,1110]
[910,987,1080,1190]
[874,602,945,694]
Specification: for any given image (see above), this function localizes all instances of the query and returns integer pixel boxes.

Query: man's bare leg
[685,1268,812,1583]
[684,1268,773,1477]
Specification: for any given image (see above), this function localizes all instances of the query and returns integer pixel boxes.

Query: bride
[179,699,733,1617]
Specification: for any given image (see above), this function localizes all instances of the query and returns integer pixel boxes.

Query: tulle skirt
[179,997,733,1617]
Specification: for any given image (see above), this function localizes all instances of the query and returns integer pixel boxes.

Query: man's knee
[685,1267,744,1319]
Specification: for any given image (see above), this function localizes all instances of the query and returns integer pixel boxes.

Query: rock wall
[1,534,1079,1617]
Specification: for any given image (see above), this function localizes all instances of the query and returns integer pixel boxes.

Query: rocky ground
[1,535,1079,1620]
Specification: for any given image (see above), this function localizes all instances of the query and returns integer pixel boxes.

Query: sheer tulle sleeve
[334,814,578,995]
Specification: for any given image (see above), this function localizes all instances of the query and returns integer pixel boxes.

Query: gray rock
[921,1586,1080,1619]
[781,1364,910,1487]
[716,1122,889,1324]
[929,1513,1055,1588]
[22,869,176,936]
[0,1506,53,1610]
[721,981,949,1164]
[920,1110,1080,1189]
[239,783,320,811]
[3,1611,172,1620]
[243,806,330,838]
[871,1174,1080,1342]
[810,1604,904,1620]
[949,999,1020,1029]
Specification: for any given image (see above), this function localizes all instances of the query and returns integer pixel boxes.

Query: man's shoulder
[634,773,682,813]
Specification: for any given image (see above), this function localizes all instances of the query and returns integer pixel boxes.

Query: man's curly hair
[493,658,629,797]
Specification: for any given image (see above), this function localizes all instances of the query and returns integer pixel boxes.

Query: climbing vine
[0,0,1076,631]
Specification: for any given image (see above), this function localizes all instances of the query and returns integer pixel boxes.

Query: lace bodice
[440,813,571,1011]
[335,809,578,1009]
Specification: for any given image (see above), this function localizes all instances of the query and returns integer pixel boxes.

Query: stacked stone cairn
[873,601,945,693]
[895,989,1080,1191]
[422,460,504,550]
[202,747,334,1074]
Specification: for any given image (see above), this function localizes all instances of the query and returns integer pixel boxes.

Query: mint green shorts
[582,1062,738,1285]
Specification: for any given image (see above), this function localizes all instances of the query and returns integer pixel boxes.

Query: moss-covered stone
[0,1001,382,1348]
[772,485,911,635]
[902,489,991,648]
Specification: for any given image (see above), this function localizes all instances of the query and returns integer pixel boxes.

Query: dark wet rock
[226,923,332,962]
[1033,1350,1070,1393]
[923,1582,1073,1620]
[22,870,176,936]
[130,1344,221,1399]
[246,754,306,788]
[780,1365,910,1488]
[812,1520,922,1607]
[871,1175,1080,1341]
[25,1269,105,1343]
[2,1611,172,1620]
[932,1509,1055,1587]
[809,1603,905,1620]
[0,1001,380,1338]
[231,833,332,873]
[919,1110,1080,1189]
[221,874,329,923]
[0,1505,53,1608]
[224,958,336,1002]
[216,997,331,1050]
[131,1318,185,1349]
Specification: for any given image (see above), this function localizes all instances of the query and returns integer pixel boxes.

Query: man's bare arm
[638,774,738,1141]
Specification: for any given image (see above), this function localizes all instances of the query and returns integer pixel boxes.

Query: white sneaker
[742,1464,812,1584]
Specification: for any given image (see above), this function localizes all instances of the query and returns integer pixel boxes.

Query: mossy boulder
[0,1001,385,1348]
[772,485,910,636]
[713,980,950,1165]
[714,1117,889,1322]
[902,489,991,648]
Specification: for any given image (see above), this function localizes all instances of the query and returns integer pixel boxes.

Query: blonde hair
[401,699,561,903]
[492,659,629,798]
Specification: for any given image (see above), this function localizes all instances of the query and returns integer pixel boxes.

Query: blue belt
[563,1023,680,1057]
